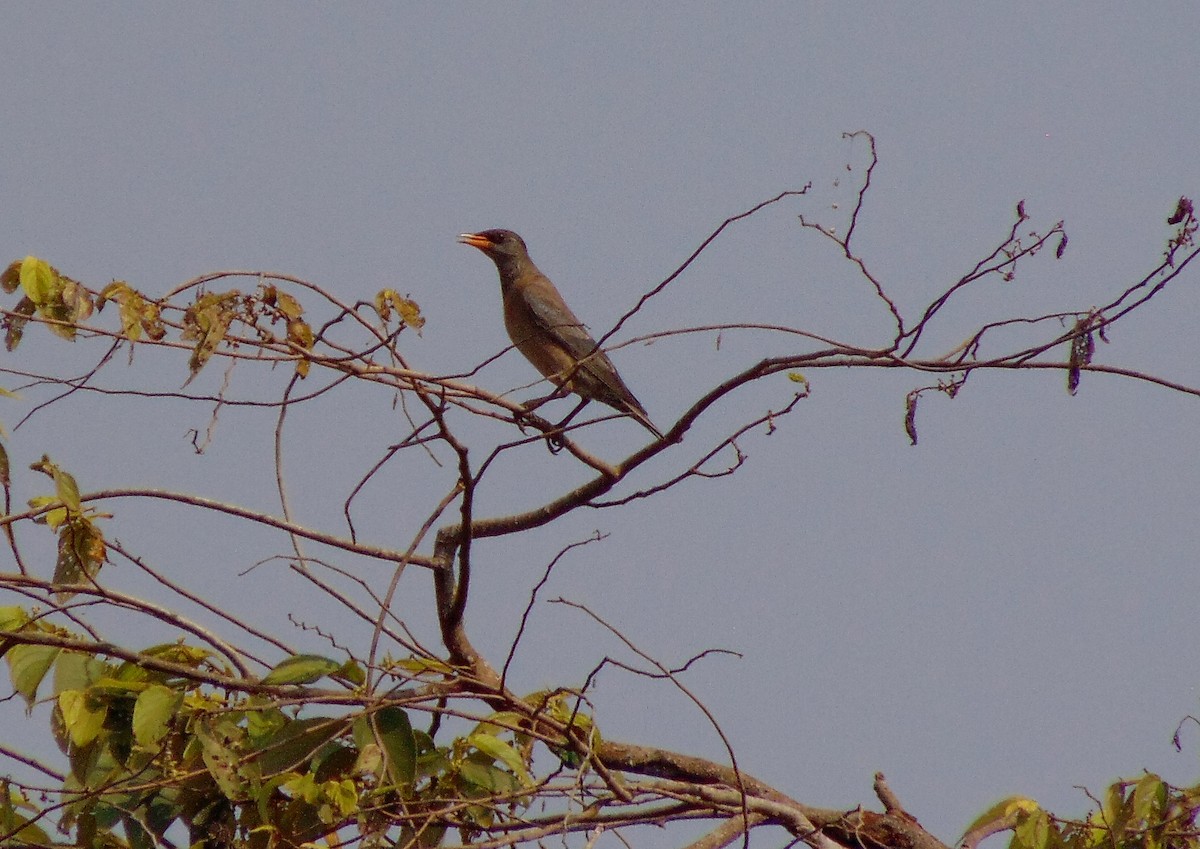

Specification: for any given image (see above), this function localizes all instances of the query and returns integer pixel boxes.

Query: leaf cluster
[1,615,557,848]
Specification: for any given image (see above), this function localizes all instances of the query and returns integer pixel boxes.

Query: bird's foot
[512,407,567,451]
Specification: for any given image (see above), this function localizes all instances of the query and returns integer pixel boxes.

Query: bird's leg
[511,391,557,435]
[536,398,588,455]
[515,388,575,448]
[519,385,571,413]
[553,398,590,433]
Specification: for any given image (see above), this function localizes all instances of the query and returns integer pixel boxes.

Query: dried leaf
[904,392,919,446]
[375,289,425,334]
[1167,196,1193,226]
[141,301,166,340]
[1067,321,1094,396]
[182,291,241,379]
[374,289,395,321]
[4,297,35,351]
[0,260,22,293]
[100,280,163,342]
[54,517,106,598]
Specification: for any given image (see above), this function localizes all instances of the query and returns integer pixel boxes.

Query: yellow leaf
[375,289,425,334]
[60,277,93,324]
[276,290,304,320]
[58,689,107,747]
[19,256,57,305]
[141,301,166,340]
[287,318,313,350]
[100,280,158,342]
[960,796,1040,843]
[396,297,425,333]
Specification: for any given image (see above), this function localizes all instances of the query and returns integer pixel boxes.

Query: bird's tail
[625,404,665,440]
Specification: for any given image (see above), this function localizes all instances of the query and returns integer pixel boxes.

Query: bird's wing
[522,280,603,361]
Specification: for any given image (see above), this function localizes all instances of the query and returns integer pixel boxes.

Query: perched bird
[458,229,663,439]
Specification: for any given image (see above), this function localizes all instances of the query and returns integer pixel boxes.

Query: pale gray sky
[2,3,1199,844]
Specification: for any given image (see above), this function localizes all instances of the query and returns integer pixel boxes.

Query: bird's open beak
[457,233,492,249]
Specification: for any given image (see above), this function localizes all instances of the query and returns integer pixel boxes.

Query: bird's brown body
[458,229,663,439]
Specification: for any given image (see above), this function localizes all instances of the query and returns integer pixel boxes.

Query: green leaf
[960,796,1038,846]
[313,742,359,783]
[351,715,372,751]
[0,787,52,846]
[194,717,248,801]
[27,494,59,524]
[112,658,153,684]
[467,732,532,786]
[255,716,344,777]
[245,704,288,745]
[392,655,454,676]
[1011,807,1052,849]
[337,658,366,686]
[1132,773,1166,824]
[8,643,60,708]
[1102,781,1128,830]
[53,650,108,695]
[372,706,416,788]
[262,653,342,685]
[396,823,446,849]
[51,464,83,512]
[457,760,519,796]
[140,641,212,667]
[0,605,30,631]
[133,684,182,749]
[88,677,147,697]
[58,689,108,747]
[474,711,525,735]
[413,731,449,780]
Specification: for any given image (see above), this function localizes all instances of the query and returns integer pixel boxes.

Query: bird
[458,229,664,439]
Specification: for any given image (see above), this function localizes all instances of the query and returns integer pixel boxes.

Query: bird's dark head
[457,229,529,262]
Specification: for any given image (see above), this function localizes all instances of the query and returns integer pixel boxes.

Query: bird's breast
[503,290,578,386]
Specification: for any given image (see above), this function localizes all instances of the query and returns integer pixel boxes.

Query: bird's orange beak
[457,233,493,249]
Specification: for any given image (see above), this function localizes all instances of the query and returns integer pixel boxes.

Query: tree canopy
[1,140,1198,849]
